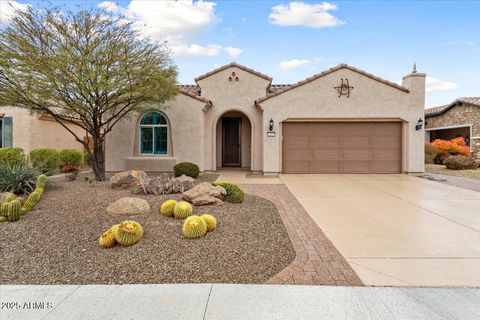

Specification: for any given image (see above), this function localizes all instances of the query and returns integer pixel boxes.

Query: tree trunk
[91,138,106,181]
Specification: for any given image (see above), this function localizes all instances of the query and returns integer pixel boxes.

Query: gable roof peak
[194,62,272,83]
[255,63,409,104]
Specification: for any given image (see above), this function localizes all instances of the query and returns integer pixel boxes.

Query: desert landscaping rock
[175,174,195,190]
[0,178,294,285]
[182,182,226,206]
[190,195,223,206]
[132,174,196,195]
[109,170,150,189]
[106,197,150,216]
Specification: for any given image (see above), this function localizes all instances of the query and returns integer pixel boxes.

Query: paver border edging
[242,184,363,286]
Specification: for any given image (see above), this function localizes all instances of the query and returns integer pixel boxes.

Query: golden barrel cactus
[182,215,207,239]
[99,228,116,248]
[115,220,144,246]
[201,214,217,232]
[160,199,177,217]
[173,201,193,219]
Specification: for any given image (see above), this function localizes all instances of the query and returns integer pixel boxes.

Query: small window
[139,112,168,155]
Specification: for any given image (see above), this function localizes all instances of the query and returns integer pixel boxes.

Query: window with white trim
[139,112,168,155]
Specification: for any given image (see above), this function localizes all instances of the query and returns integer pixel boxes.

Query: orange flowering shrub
[427,137,470,164]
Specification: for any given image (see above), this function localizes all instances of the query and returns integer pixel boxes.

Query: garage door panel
[282,122,402,174]
[283,147,310,161]
[283,160,309,173]
[344,148,371,160]
[284,135,310,147]
[326,148,343,160]
[310,135,328,146]
[343,135,370,147]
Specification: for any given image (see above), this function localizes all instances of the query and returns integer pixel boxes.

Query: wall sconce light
[415,118,423,131]
[269,118,274,131]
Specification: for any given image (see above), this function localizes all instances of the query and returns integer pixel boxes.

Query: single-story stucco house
[425,97,480,158]
[106,62,426,175]
[0,106,86,154]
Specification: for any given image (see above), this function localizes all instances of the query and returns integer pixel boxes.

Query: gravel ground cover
[0,175,295,285]
[425,164,480,180]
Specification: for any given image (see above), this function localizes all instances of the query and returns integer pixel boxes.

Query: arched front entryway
[215,111,252,169]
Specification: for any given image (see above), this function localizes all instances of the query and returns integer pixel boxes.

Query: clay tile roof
[269,84,291,94]
[194,62,272,83]
[179,88,212,105]
[458,97,480,106]
[425,105,448,116]
[255,64,409,105]
[425,96,480,117]
[179,84,201,95]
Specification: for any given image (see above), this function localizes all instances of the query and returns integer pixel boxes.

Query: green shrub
[444,155,478,170]
[212,182,245,203]
[0,162,41,194]
[424,143,439,164]
[0,147,26,165]
[59,149,83,167]
[29,148,60,174]
[174,162,200,178]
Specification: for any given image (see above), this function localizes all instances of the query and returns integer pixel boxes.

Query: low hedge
[444,155,478,170]
[212,182,245,204]
[29,148,60,174]
[174,162,200,178]
[59,149,83,167]
[0,147,26,166]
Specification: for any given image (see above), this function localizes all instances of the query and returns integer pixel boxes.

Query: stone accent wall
[426,104,480,158]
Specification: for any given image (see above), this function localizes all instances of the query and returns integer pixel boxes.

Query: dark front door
[222,118,241,167]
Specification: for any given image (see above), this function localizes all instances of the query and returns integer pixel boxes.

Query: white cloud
[425,76,458,93]
[269,1,345,28]
[0,0,29,24]
[98,1,119,12]
[279,59,311,69]
[171,43,222,58]
[224,46,243,58]
[98,0,217,43]
[98,0,242,59]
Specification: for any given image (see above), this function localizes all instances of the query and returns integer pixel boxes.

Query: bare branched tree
[0,6,178,180]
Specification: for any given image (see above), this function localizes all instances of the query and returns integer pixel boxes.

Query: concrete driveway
[280,174,480,287]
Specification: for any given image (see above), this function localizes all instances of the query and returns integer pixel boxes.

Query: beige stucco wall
[104,64,425,174]
[105,94,205,172]
[197,66,269,172]
[258,69,426,173]
[0,106,85,154]
[29,117,85,152]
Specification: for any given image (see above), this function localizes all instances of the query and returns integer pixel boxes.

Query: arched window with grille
[139,112,168,155]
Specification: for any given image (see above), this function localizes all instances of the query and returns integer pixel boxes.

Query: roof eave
[255,64,409,105]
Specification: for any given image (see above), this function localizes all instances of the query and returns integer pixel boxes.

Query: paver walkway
[244,184,362,286]
[2,284,479,320]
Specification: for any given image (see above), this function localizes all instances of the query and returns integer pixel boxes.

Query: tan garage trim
[282,121,402,174]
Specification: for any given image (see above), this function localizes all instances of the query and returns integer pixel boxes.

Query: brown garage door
[282,122,402,173]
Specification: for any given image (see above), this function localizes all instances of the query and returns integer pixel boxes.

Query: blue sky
[1,0,479,108]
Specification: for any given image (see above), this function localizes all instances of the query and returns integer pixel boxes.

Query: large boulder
[132,174,195,195]
[174,174,195,191]
[109,170,150,189]
[182,182,226,206]
[107,197,150,216]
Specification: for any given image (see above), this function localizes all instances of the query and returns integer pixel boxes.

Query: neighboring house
[425,97,480,158]
[0,106,86,154]
[106,62,426,174]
